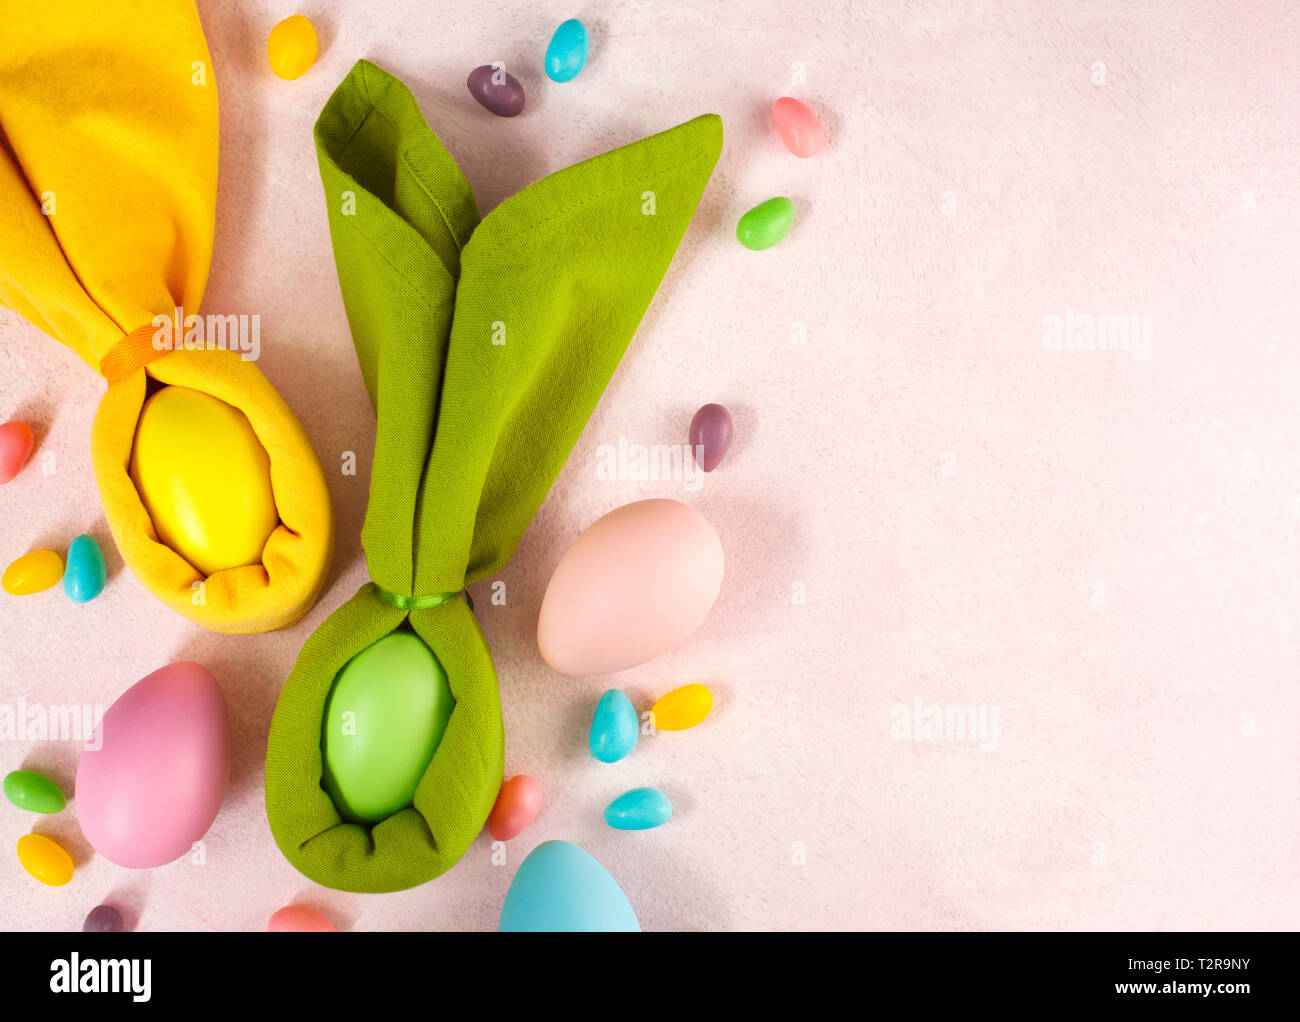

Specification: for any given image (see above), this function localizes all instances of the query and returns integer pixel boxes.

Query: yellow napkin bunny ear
[0,0,333,633]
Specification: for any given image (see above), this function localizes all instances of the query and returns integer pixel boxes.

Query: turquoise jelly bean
[63,534,106,603]
[604,787,672,830]
[545,18,588,82]
[589,689,638,763]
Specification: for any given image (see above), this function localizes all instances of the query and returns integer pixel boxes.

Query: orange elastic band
[98,321,174,385]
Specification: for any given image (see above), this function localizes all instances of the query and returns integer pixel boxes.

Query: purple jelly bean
[689,403,733,472]
[82,904,124,932]
[467,64,526,118]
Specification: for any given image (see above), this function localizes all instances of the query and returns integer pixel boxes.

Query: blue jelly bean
[63,534,106,603]
[545,18,588,82]
[604,787,672,830]
[589,689,638,764]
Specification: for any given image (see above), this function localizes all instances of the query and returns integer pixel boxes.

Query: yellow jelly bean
[268,14,318,80]
[2,549,63,594]
[650,684,713,731]
[17,833,75,886]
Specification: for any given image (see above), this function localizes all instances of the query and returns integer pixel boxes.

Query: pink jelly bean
[772,97,825,157]
[269,905,336,932]
[0,421,34,484]
[488,775,543,841]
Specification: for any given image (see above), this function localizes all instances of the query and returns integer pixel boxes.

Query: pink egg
[772,97,825,157]
[75,662,231,868]
[538,499,724,675]
[488,775,543,841]
[269,905,336,932]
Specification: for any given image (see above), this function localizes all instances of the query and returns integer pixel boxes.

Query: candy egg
[129,385,279,576]
[63,534,106,603]
[589,689,638,763]
[0,420,34,483]
[538,499,724,675]
[605,787,672,830]
[467,64,526,117]
[3,769,66,813]
[83,905,125,932]
[488,775,543,841]
[321,631,455,825]
[772,97,825,157]
[545,18,588,82]
[689,403,733,472]
[499,840,639,932]
[650,683,713,731]
[268,14,318,80]
[269,905,335,932]
[75,662,231,868]
[737,197,795,250]
[2,549,63,594]
[17,833,74,886]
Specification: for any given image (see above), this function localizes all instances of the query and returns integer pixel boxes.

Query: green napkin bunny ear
[265,60,722,893]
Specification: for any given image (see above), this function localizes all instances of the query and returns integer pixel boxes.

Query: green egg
[321,630,454,825]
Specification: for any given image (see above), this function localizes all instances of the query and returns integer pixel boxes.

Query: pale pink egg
[269,905,336,932]
[75,662,231,868]
[538,499,724,675]
[772,97,825,157]
[489,775,543,841]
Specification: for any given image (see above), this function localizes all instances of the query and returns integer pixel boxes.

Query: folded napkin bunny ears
[0,0,333,632]
[265,60,722,891]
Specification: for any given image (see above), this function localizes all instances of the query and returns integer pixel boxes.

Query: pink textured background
[3,0,1299,931]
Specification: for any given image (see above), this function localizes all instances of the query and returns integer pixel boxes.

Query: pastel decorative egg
[3,769,66,813]
[75,662,231,868]
[651,683,713,731]
[499,840,639,932]
[488,775,543,841]
[589,689,638,763]
[83,905,125,932]
[737,197,795,250]
[2,549,63,594]
[545,18,588,82]
[0,420,34,483]
[129,386,279,576]
[467,64,526,117]
[689,403,733,472]
[605,787,672,830]
[17,833,74,886]
[63,534,106,603]
[772,97,825,157]
[268,14,318,80]
[269,905,335,932]
[321,631,455,825]
[538,499,724,675]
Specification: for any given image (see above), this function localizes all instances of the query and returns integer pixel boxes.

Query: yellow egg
[2,549,63,594]
[268,14,318,80]
[650,684,713,731]
[129,386,279,576]
[17,833,74,886]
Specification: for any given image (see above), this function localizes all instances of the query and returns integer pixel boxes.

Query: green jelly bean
[736,196,794,250]
[3,769,66,813]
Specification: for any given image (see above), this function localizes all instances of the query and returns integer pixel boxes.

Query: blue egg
[63,534,106,603]
[545,18,588,82]
[589,689,638,763]
[604,787,672,831]
[499,840,640,932]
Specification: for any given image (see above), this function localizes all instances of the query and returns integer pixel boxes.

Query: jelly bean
[17,833,74,886]
[545,18,588,82]
[0,421,34,483]
[3,769,66,813]
[83,904,124,932]
[772,97,825,158]
[269,905,336,932]
[63,534,106,604]
[604,787,672,830]
[467,64,526,117]
[267,14,317,80]
[2,549,63,595]
[650,683,713,731]
[689,403,733,473]
[488,774,543,841]
[737,197,794,251]
[589,690,638,763]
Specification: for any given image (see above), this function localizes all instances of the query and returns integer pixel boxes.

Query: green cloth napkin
[265,60,723,893]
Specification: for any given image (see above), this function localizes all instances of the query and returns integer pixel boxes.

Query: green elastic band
[374,587,462,610]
